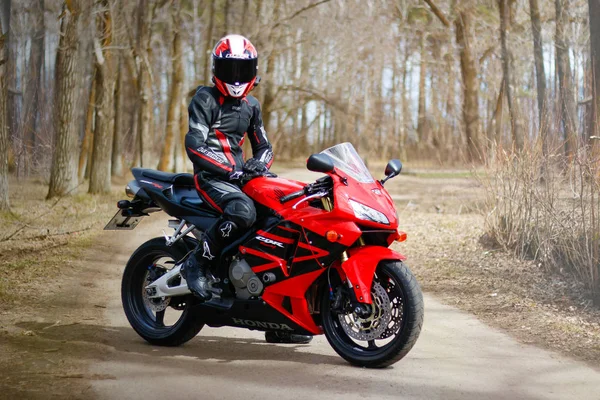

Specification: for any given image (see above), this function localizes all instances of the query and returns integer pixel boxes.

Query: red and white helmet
[212,34,258,98]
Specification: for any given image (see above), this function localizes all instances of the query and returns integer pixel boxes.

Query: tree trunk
[499,0,522,150]
[589,0,600,142]
[47,0,82,199]
[529,0,547,146]
[22,0,44,176]
[89,0,116,194]
[222,0,230,37]
[158,2,184,172]
[111,53,124,176]
[262,0,281,134]
[0,0,11,210]
[203,0,216,84]
[455,10,480,162]
[135,0,156,168]
[78,72,96,181]
[179,99,188,171]
[555,0,577,157]
[417,32,427,146]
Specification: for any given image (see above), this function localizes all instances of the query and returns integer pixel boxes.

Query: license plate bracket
[104,210,144,230]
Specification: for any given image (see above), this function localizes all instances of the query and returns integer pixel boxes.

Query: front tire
[121,237,204,346]
[322,261,424,368]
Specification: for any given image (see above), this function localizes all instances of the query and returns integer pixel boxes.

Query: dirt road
[7,169,600,400]
[79,169,600,400]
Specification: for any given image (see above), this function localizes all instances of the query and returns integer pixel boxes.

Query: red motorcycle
[107,143,423,368]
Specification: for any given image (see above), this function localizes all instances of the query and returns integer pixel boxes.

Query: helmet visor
[213,58,258,84]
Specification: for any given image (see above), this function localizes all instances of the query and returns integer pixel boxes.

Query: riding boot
[181,238,217,301]
[264,331,313,344]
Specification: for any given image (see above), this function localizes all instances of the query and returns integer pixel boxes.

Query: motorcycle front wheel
[321,261,424,368]
[121,237,204,346]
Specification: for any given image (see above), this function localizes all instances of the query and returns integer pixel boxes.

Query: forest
[1,0,600,296]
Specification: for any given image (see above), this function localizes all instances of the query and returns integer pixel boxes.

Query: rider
[182,35,312,344]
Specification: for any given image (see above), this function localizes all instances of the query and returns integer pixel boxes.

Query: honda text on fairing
[106,143,424,368]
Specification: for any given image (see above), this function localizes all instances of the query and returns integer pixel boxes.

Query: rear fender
[341,246,407,304]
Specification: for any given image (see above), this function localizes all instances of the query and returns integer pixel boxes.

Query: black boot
[181,252,212,301]
[264,331,313,344]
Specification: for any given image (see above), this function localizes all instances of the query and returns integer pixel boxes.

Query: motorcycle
[106,142,423,368]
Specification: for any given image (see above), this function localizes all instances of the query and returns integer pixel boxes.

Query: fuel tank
[243,177,305,211]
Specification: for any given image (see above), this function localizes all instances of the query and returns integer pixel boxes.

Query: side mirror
[307,154,335,173]
[381,159,402,185]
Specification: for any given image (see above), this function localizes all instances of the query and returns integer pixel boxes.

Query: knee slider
[223,199,256,228]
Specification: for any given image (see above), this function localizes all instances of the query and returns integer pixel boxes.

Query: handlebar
[279,176,333,204]
[279,189,305,203]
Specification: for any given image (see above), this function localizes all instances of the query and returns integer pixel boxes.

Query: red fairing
[262,269,325,334]
[332,171,398,230]
[342,246,407,303]
[243,177,305,212]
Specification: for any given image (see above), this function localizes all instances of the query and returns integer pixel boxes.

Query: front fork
[322,196,372,316]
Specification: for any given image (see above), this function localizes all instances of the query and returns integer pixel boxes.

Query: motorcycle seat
[135,168,195,186]
[181,197,209,210]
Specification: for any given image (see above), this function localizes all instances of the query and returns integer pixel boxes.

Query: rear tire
[321,261,424,368]
[121,237,204,346]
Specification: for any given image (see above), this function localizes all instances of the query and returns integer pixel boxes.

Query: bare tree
[203,0,216,84]
[22,0,44,175]
[89,0,116,194]
[158,0,183,172]
[555,0,577,158]
[499,0,521,150]
[78,73,96,181]
[134,0,156,168]
[529,0,547,135]
[0,0,11,210]
[455,9,480,161]
[589,0,600,141]
[47,0,83,199]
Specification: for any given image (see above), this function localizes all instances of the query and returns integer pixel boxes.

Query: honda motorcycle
[106,142,423,368]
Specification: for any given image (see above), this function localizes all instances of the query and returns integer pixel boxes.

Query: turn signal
[326,230,340,242]
[396,231,407,242]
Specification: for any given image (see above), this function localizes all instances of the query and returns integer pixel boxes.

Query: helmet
[212,34,258,98]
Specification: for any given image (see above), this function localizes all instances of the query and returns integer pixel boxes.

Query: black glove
[240,159,276,185]
[243,158,268,175]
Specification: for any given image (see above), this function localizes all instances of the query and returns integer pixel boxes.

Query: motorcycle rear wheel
[321,261,424,368]
[121,237,204,346]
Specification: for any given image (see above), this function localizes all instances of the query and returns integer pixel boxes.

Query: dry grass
[387,173,600,366]
[0,176,122,303]
[479,145,600,303]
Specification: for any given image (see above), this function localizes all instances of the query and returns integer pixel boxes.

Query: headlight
[348,199,389,225]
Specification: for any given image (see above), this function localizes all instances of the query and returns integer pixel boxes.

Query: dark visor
[214,58,258,84]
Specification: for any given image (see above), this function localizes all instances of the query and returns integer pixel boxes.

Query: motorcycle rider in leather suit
[182,35,311,344]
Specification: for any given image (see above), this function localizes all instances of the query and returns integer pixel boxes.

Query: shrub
[480,144,600,304]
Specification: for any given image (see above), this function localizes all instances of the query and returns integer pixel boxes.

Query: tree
[499,0,522,150]
[134,0,156,168]
[0,0,10,210]
[455,8,480,161]
[22,0,44,176]
[555,0,577,157]
[47,0,82,199]
[589,0,600,141]
[423,0,481,161]
[202,0,216,84]
[529,0,547,143]
[158,1,184,172]
[89,0,116,194]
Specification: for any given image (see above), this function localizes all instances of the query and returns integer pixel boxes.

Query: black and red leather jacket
[185,86,273,179]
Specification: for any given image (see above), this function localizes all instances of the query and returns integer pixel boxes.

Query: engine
[229,258,263,300]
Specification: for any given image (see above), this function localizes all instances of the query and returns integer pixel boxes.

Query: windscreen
[320,143,374,183]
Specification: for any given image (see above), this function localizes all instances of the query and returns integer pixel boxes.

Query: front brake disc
[338,281,392,341]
